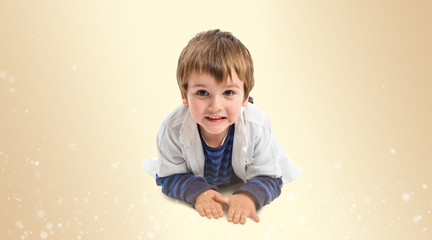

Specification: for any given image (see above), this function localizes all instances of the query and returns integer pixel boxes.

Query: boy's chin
[200,125,229,135]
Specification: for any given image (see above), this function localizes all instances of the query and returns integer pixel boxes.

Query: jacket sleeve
[233,176,283,210]
[156,121,190,177]
[156,174,217,207]
[246,117,283,180]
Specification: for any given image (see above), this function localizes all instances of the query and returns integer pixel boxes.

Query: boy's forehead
[188,72,241,88]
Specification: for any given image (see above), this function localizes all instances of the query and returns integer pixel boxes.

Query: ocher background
[1,0,431,239]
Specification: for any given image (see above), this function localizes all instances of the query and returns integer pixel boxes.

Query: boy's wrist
[189,182,218,207]
[234,192,258,208]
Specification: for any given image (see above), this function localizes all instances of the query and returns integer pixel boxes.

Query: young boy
[144,29,301,224]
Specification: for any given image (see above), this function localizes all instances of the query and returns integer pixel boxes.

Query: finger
[233,210,242,224]
[210,204,220,219]
[251,211,260,223]
[227,208,235,222]
[217,204,224,218]
[213,193,229,205]
[204,206,213,219]
[196,205,206,217]
[240,211,248,225]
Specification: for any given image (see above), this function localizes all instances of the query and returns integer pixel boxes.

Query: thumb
[251,211,260,223]
[213,192,229,205]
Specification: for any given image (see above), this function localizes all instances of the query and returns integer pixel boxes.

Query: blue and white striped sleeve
[233,176,283,210]
[156,174,217,207]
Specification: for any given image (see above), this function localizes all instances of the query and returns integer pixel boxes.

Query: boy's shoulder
[242,103,270,127]
[161,104,189,129]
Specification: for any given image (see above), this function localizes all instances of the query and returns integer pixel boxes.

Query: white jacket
[144,103,301,184]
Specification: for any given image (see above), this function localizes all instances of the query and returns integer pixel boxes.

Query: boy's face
[183,71,248,143]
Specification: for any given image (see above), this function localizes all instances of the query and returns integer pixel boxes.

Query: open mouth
[207,116,226,119]
[205,116,227,122]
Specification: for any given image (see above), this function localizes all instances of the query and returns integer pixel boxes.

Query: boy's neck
[199,126,230,148]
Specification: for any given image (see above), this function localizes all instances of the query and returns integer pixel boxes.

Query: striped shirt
[200,124,242,186]
[156,124,283,209]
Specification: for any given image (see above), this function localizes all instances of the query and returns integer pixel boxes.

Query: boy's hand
[214,192,260,224]
[195,189,224,219]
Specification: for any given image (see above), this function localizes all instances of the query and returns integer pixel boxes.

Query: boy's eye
[224,90,234,96]
[197,90,209,96]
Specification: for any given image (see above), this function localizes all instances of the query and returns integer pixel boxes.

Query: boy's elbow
[155,174,165,186]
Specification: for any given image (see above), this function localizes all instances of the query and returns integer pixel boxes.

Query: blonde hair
[177,29,254,101]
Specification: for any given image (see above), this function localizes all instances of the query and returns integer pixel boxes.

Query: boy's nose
[209,96,223,111]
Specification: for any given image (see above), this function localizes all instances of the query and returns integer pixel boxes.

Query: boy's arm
[156,174,217,207]
[233,176,283,210]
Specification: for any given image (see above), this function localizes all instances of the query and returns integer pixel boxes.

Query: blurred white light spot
[16,221,24,229]
[0,70,6,78]
[111,161,120,170]
[94,215,99,220]
[298,216,306,223]
[72,65,77,70]
[34,161,40,166]
[67,142,77,151]
[153,223,160,232]
[402,193,411,202]
[390,148,396,154]
[46,222,53,230]
[422,184,427,189]
[413,215,422,223]
[334,161,343,170]
[9,77,15,83]
[146,231,155,239]
[37,210,45,219]
[10,88,15,93]
[40,231,48,239]
[286,193,295,201]
[364,197,371,204]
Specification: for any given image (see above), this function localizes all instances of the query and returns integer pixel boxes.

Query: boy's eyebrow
[189,83,241,89]
[224,84,241,89]
[189,84,208,89]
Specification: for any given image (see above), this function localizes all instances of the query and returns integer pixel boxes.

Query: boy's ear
[242,96,249,107]
[181,91,188,105]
